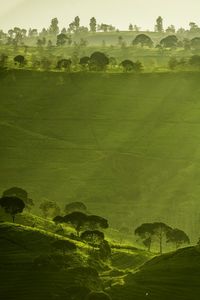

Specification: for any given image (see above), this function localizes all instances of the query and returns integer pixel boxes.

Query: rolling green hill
[1,70,200,242]
[110,246,200,300]
[0,222,101,300]
[0,219,152,299]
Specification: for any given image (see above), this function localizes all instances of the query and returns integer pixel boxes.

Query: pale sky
[0,0,200,31]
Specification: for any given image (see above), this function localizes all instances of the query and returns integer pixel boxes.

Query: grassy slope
[0,221,101,300]
[1,71,200,241]
[0,218,152,299]
[110,246,200,300]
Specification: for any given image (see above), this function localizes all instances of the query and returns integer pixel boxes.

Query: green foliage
[135,222,173,253]
[0,196,25,222]
[160,35,178,48]
[120,59,143,72]
[39,200,60,218]
[14,55,25,67]
[90,17,97,33]
[64,211,88,236]
[81,230,105,246]
[49,18,59,35]
[89,52,109,71]
[132,34,153,47]
[2,187,34,211]
[155,16,164,33]
[166,228,190,249]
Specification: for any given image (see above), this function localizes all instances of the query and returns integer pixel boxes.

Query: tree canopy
[0,196,25,222]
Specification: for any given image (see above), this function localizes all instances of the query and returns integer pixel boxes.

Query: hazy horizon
[0,0,200,31]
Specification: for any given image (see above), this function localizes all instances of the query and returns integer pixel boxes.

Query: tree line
[0,186,192,256]
[0,51,143,73]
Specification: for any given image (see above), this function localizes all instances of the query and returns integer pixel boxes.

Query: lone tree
[135,222,172,253]
[2,187,34,211]
[121,60,134,72]
[152,222,172,254]
[132,34,153,47]
[89,52,109,71]
[14,55,25,67]
[90,17,97,32]
[160,35,178,48]
[64,201,87,214]
[74,16,80,32]
[121,60,143,72]
[64,212,88,236]
[49,18,59,35]
[86,291,112,300]
[135,223,155,252]
[0,196,25,222]
[79,56,90,68]
[155,16,164,32]
[166,228,190,250]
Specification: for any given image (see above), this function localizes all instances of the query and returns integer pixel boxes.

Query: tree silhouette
[160,35,178,48]
[14,55,25,67]
[56,33,68,46]
[86,215,109,230]
[135,222,172,253]
[64,212,88,236]
[80,56,90,68]
[90,17,97,32]
[132,34,153,47]
[0,196,25,222]
[166,228,190,249]
[89,52,109,71]
[2,187,34,211]
[155,16,163,32]
[49,18,59,35]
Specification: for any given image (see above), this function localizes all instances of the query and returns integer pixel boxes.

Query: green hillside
[110,246,200,300]
[1,70,200,241]
[0,219,151,300]
[0,222,99,300]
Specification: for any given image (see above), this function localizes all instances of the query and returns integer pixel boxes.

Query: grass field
[1,70,200,243]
